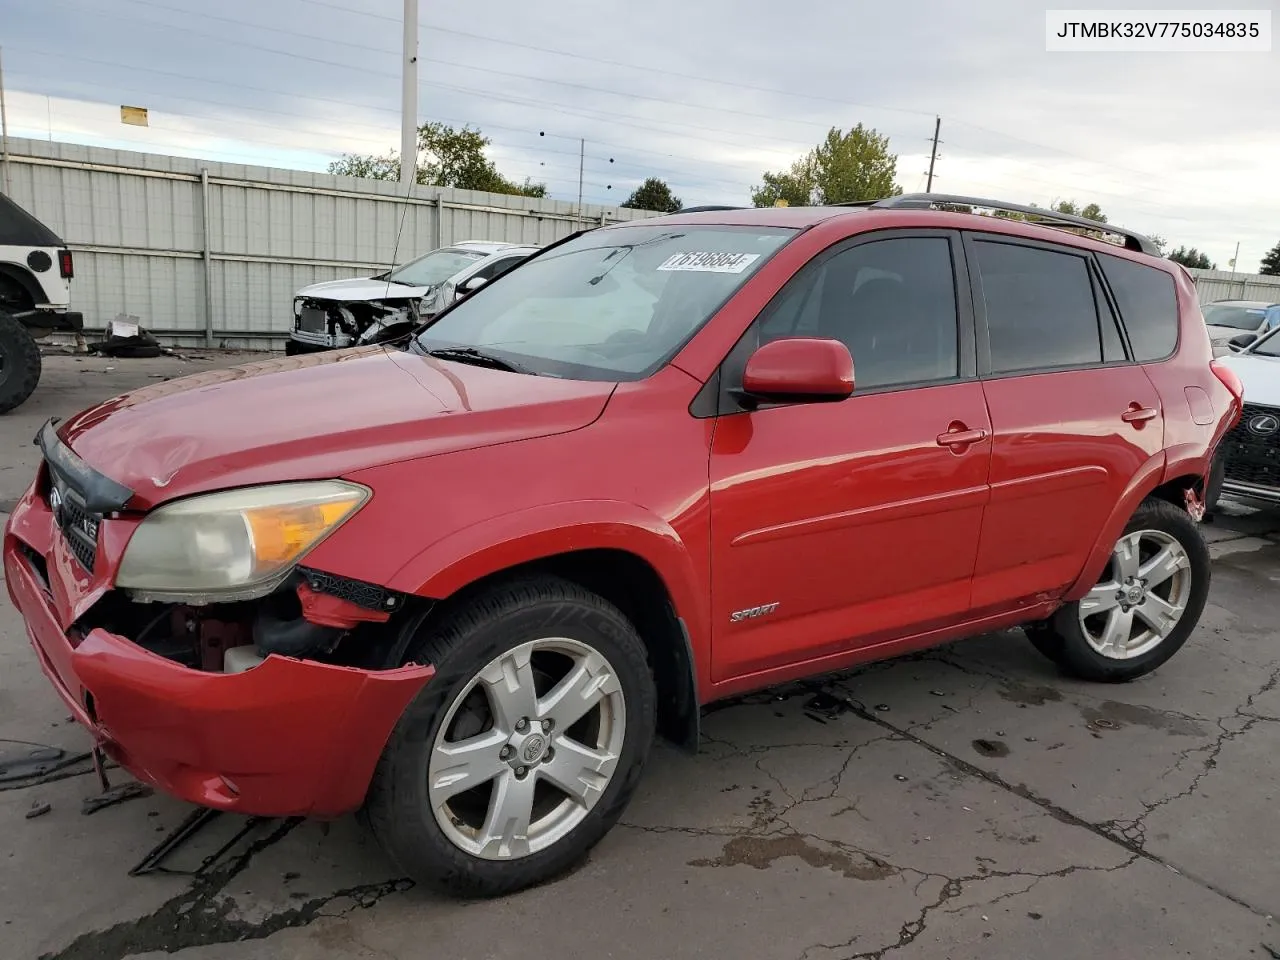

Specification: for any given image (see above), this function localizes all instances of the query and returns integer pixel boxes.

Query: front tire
[0,311,42,414]
[1031,498,1210,682]
[365,577,656,897]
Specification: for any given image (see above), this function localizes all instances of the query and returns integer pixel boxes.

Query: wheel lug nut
[542,718,554,732]
[544,747,554,762]
[516,718,529,733]
[515,766,528,778]
[500,746,512,760]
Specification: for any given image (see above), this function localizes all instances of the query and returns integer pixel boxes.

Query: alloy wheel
[1078,528,1194,660]
[427,637,626,860]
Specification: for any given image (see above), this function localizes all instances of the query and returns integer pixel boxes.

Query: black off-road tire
[0,311,42,414]
[365,576,657,898]
[1030,498,1210,682]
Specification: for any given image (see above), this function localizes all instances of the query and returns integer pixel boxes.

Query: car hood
[296,277,429,302]
[56,347,615,509]
[1218,353,1280,408]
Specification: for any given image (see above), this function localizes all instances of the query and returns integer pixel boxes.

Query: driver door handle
[1121,406,1158,424]
[936,428,988,448]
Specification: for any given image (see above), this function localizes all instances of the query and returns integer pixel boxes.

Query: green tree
[1147,234,1168,255]
[752,124,902,207]
[327,151,399,181]
[1261,240,1280,276]
[751,169,816,208]
[1050,199,1107,223]
[622,177,682,213]
[328,122,546,197]
[1168,246,1216,270]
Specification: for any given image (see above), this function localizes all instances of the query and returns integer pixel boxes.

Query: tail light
[58,249,74,279]
[1210,360,1244,427]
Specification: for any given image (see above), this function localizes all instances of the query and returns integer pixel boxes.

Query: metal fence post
[200,168,213,348]
[434,194,444,250]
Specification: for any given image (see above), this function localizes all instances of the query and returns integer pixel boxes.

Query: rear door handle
[1121,406,1159,424]
[936,428,988,448]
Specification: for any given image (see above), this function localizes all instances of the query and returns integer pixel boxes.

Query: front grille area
[298,305,330,334]
[50,481,101,572]
[1220,402,1280,491]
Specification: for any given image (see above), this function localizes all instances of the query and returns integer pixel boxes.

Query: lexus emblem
[1247,414,1279,437]
[48,485,63,520]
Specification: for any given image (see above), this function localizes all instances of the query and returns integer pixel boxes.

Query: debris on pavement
[25,801,52,820]
[0,740,93,790]
[81,781,153,815]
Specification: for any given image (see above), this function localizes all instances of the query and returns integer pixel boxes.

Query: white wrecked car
[286,241,539,354]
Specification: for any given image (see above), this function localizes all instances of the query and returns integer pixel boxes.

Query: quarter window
[1097,253,1179,361]
[974,241,1102,374]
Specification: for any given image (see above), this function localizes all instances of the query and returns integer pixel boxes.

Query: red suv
[3,195,1242,897]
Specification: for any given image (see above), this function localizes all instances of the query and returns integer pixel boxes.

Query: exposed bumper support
[4,493,435,819]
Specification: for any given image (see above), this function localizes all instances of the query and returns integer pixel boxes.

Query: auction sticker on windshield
[657,252,761,273]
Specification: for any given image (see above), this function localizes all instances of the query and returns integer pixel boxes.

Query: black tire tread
[364,575,655,898]
[0,311,42,415]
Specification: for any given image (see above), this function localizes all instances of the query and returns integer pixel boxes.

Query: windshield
[1251,326,1280,358]
[387,248,485,287]
[413,224,796,380]
[1203,303,1269,330]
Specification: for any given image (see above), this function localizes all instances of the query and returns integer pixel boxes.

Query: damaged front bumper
[3,484,434,819]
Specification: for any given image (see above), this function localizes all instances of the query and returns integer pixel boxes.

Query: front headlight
[116,480,370,603]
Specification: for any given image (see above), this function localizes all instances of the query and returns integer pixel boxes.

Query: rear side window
[974,241,1101,374]
[1098,254,1179,361]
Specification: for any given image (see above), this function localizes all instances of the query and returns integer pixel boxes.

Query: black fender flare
[0,263,43,310]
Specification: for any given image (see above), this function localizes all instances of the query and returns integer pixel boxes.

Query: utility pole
[925,116,941,193]
[576,138,585,227]
[399,0,418,187]
[0,47,11,197]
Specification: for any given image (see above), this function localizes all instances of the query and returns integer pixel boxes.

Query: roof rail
[836,193,1161,256]
[677,205,746,213]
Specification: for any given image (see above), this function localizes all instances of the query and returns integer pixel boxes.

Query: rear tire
[365,576,656,898]
[0,311,42,414]
[1030,498,1210,682]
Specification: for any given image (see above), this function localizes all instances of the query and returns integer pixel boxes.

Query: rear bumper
[4,490,433,818]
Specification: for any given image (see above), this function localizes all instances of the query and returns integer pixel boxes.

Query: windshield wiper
[424,346,534,375]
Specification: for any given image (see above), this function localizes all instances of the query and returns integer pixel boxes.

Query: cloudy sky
[2,0,1277,269]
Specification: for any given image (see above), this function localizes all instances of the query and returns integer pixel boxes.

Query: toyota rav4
[3,195,1242,897]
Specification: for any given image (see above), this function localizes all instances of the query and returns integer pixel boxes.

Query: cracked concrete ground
[2,354,1278,960]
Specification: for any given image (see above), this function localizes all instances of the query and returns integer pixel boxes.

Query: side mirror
[739,338,854,406]
[1228,332,1258,351]
[458,275,488,297]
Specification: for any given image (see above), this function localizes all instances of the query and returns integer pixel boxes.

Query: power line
[22,2,1274,222]
[3,49,766,192]
[52,0,910,150]
[284,0,940,121]
[53,0,1263,206]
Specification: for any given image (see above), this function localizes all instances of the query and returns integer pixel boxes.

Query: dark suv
[4,195,1241,897]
